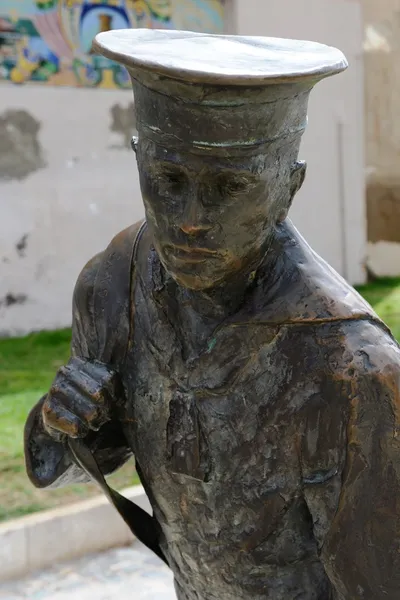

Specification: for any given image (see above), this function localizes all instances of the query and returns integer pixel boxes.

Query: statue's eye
[147,164,188,201]
[226,179,248,195]
[159,169,187,191]
[217,174,255,198]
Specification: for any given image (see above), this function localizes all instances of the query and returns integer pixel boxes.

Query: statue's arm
[24,393,132,489]
[24,253,132,489]
[318,350,400,598]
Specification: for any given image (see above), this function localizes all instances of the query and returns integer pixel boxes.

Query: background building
[364,0,400,277]
[0,0,368,335]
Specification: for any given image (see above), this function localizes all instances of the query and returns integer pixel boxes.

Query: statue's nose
[180,196,212,236]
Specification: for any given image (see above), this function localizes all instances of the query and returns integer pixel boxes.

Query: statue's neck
[180,270,254,321]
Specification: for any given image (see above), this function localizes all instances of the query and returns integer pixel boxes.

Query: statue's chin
[159,253,228,292]
[164,255,252,292]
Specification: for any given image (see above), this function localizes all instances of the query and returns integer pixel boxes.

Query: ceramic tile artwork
[0,543,176,600]
[0,0,224,88]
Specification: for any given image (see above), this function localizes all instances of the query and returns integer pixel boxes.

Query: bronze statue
[24,30,400,599]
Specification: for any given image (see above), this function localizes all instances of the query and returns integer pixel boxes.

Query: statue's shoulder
[254,221,379,325]
[100,219,148,271]
[292,316,400,400]
[74,220,147,299]
[344,316,400,377]
[72,220,148,361]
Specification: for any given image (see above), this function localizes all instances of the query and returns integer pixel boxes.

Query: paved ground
[0,543,176,600]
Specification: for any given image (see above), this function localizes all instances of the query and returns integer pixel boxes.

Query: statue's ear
[290,160,306,201]
[131,136,138,154]
[276,161,307,223]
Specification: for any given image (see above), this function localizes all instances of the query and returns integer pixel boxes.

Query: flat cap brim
[92,28,348,86]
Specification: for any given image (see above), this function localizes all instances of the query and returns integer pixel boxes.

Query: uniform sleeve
[24,253,132,489]
[319,336,400,598]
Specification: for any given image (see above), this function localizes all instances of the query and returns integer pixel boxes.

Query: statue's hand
[42,357,118,441]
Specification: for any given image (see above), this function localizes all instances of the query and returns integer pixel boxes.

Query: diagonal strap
[68,438,168,565]
[67,222,168,565]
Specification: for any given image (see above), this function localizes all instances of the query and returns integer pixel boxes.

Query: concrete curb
[0,485,150,582]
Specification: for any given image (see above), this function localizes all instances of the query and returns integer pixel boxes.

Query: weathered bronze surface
[25,30,400,599]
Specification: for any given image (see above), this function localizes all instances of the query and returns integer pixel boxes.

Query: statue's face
[137,139,304,290]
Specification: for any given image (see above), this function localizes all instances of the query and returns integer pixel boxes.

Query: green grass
[1,277,400,522]
[356,277,400,340]
[0,328,72,396]
[0,390,39,461]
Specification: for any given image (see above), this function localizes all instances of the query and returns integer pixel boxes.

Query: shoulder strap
[93,220,146,364]
[68,437,168,565]
[69,221,168,565]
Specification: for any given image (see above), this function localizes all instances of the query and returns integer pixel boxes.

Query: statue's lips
[165,245,220,264]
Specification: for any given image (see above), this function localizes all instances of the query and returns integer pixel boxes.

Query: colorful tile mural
[0,1,224,88]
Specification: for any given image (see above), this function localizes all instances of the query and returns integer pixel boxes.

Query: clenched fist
[42,356,119,441]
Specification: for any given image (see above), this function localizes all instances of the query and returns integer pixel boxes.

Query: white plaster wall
[0,85,143,336]
[232,0,366,284]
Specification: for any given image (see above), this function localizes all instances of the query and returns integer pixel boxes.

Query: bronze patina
[24,30,400,599]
